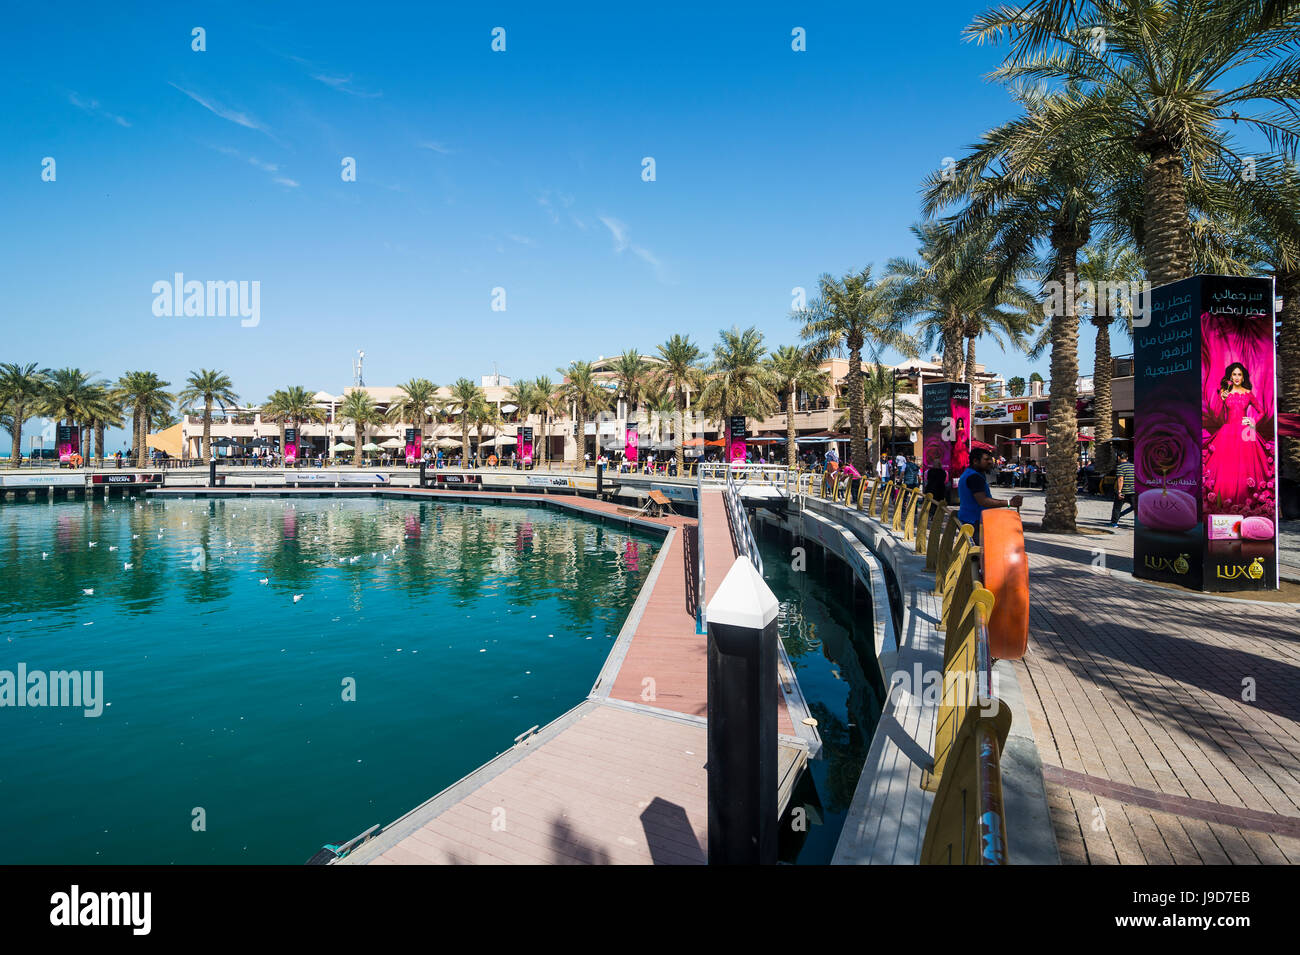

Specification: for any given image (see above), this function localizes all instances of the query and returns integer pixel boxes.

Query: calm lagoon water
[760,533,885,865]
[0,496,658,864]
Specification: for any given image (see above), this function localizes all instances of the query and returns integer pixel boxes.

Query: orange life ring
[979,508,1029,659]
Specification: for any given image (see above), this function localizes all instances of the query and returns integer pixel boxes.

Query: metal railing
[696,462,706,634]
[724,466,763,574]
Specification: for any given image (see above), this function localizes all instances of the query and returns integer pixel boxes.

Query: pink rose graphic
[1136,410,1198,486]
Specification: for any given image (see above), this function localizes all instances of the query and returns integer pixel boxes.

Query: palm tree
[645,387,680,458]
[81,383,123,467]
[387,378,439,461]
[259,389,289,457]
[834,364,923,465]
[767,346,829,468]
[447,378,486,467]
[42,368,105,464]
[610,349,650,420]
[0,363,49,466]
[697,327,778,457]
[968,0,1300,286]
[532,375,560,468]
[274,386,325,464]
[1074,235,1143,474]
[505,380,540,463]
[795,266,918,472]
[115,371,174,467]
[923,86,1109,533]
[653,335,706,475]
[339,390,381,467]
[557,361,611,469]
[472,400,503,465]
[178,369,240,463]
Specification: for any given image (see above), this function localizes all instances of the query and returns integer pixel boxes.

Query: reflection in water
[0,496,658,864]
[759,532,885,865]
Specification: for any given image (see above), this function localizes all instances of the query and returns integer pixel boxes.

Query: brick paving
[1005,488,1300,864]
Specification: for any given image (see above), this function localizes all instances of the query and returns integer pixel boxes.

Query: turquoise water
[0,496,658,864]
[759,532,885,865]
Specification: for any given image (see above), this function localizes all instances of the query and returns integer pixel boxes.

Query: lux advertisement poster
[728,415,747,464]
[625,424,638,464]
[56,425,79,464]
[1133,275,1278,592]
[519,426,534,466]
[283,427,298,465]
[404,428,420,464]
[921,381,971,487]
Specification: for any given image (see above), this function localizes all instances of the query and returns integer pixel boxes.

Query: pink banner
[57,425,79,464]
[519,427,534,465]
[625,424,638,464]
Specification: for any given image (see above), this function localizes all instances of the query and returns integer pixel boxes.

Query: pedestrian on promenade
[1108,449,1136,528]
[924,458,947,502]
[958,448,1023,539]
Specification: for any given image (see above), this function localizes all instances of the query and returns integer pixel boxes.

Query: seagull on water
[259,578,269,585]
[293,594,304,603]
[83,588,94,596]
[124,562,133,570]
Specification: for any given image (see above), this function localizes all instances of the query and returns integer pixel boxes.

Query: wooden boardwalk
[338,484,808,865]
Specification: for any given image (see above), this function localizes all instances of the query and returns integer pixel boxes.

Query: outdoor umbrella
[332,442,354,452]
[971,440,996,452]
[483,435,517,446]
[1018,434,1047,445]
[379,437,404,449]
[435,437,462,449]
[362,443,381,452]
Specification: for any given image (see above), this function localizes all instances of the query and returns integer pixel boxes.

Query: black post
[706,557,780,864]
[596,462,603,497]
[208,458,217,488]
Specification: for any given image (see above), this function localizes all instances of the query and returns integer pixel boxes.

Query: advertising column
[283,428,298,466]
[404,428,420,465]
[728,416,747,464]
[56,425,80,465]
[1133,274,1278,592]
[624,423,638,465]
[518,426,534,467]
[921,382,971,487]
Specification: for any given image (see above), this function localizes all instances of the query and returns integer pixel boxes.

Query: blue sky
[2,0,1129,443]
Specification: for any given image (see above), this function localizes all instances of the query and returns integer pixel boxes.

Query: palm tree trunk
[1043,239,1085,533]
[11,408,23,467]
[676,389,686,474]
[786,383,797,468]
[1091,317,1114,475]
[353,423,362,467]
[202,398,213,463]
[1141,138,1193,287]
[847,343,866,472]
[1279,271,1300,484]
[95,421,105,467]
[942,312,963,380]
[461,420,469,467]
[136,406,148,468]
[576,402,586,469]
[964,336,977,383]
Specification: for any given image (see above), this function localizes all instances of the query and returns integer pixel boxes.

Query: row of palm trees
[903,0,1300,532]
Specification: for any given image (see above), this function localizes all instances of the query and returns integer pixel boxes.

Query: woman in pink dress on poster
[1204,362,1269,513]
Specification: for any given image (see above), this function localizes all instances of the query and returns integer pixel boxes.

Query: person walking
[1108,450,1136,528]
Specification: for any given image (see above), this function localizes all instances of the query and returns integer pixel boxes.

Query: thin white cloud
[208,144,286,183]
[418,141,451,155]
[599,216,670,283]
[312,73,382,98]
[273,177,300,188]
[168,82,270,135]
[68,92,130,127]
[249,156,279,172]
[505,233,536,246]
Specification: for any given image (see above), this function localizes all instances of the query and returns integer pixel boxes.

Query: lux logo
[1144,553,1190,575]
[1216,558,1265,581]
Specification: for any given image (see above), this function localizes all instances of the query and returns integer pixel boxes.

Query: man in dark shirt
[958,448,1022,533]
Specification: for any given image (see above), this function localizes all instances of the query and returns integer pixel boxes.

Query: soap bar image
[1241,515,1275,540]
[1207,514,1242,540]
[1138,487,1198,532]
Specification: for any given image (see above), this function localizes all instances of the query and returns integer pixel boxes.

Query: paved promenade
[1011,489,1300,864]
